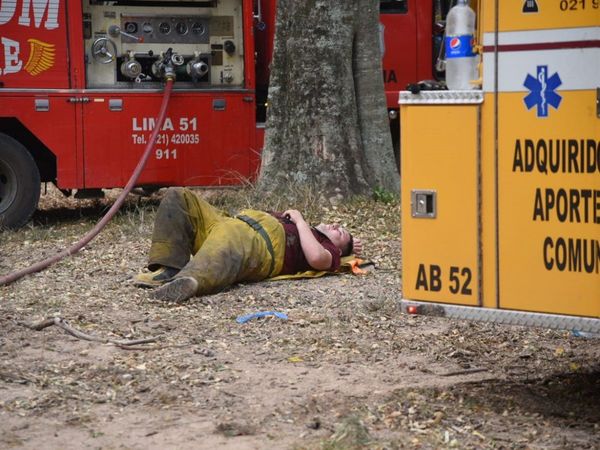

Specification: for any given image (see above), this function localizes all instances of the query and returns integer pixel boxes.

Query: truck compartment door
[400,93,482,306]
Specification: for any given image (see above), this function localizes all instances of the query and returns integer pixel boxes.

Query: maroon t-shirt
[270,213,341,275]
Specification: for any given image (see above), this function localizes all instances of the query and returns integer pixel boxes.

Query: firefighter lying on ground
[134,187,363,303]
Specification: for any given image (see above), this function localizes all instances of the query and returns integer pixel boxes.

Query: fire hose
[0,77,175,286]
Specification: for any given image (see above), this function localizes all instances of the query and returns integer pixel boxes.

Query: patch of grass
[89,430,105,438]
[372,186,397,204]
[110,197,159,235]
[321,416,373,450]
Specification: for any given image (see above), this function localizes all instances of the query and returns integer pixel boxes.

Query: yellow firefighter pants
[147,187,285,295]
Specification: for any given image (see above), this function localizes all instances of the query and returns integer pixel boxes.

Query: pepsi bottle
[444,0,478,90]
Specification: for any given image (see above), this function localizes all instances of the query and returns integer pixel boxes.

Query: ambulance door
[496,0,600,317]
[400,92,482,307]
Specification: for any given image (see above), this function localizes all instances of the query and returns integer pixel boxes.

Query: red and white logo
[449,37,461,50]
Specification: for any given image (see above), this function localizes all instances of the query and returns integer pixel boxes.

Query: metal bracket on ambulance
[469,43,483,88]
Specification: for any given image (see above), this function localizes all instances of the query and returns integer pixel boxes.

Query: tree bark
[257,0,399,202]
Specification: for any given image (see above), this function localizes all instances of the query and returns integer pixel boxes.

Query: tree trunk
[257,0,399,203]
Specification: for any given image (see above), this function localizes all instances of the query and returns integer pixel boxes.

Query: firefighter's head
[316,223,362,257]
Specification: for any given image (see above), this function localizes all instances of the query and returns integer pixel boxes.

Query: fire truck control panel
[83,0,244,88]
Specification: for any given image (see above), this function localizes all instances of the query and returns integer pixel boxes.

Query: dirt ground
[1,187,598,449]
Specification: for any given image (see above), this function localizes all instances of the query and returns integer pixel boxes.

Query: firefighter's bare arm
[283,209,333,271]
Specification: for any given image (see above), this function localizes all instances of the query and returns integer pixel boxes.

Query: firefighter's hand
[283,209,304,225]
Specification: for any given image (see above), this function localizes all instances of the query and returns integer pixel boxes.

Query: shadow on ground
[31,195,162,227]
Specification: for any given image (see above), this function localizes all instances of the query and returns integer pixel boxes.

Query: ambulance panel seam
[483,27,600,47]
[482,40,600,53]
[398,91,483,105]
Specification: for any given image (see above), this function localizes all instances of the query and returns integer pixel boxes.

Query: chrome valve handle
[91,37,118,64]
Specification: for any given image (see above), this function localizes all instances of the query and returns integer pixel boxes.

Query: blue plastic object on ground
[571,330,600,339]
[236,311,288,324]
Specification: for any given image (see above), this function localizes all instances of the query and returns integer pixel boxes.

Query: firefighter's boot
[151,277,198,303]
[133,266,180,288]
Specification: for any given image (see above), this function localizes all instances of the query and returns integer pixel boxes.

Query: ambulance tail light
[402,302,446,318]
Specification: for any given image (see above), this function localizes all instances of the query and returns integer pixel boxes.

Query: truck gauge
[159,22,171,35]
[192,22,206,35]
[176,22,188,35]
[124,22,138,34]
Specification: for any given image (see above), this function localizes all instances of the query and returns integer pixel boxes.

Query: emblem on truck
[24,39,55,76]
[522,0,539,13]
[523,65,562,118]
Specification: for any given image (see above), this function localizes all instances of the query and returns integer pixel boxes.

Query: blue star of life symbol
[523,65,562,117]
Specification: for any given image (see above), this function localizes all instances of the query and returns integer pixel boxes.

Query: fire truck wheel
[0,134,41,229]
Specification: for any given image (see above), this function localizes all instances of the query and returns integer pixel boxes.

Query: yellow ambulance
[399,0,599,332]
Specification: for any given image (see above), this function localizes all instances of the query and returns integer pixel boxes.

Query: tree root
[20,317,161,349]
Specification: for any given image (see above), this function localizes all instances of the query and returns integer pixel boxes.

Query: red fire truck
[0,0,446,228]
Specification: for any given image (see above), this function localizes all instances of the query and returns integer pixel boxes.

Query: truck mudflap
[401,300,600,334]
